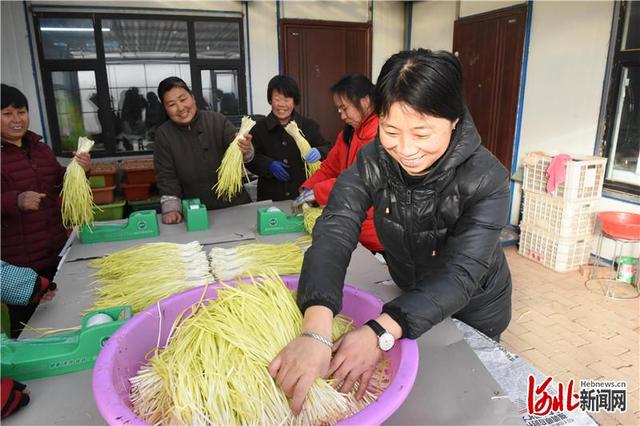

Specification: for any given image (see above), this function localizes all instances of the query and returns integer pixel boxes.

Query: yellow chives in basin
[208,236,311,280]
[129,271,391,425]
[61,136,96,229]
[284,121,322,178]
[87,241,212,313]
[214,116,257,202]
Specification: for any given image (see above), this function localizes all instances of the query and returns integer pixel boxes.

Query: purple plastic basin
[93,276,419,425]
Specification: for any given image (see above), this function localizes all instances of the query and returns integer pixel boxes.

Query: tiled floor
[502,247,639,425]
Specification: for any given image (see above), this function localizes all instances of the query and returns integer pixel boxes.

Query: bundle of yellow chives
[214,116,257,202]
[208,236,311,280]
[87,241,212,313]
[302,205,323,235]
[129,270,390,425]
[284,121,322,178]
[61,136,96,229]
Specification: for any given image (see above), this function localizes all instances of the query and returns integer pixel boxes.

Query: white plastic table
[5,201,521,425]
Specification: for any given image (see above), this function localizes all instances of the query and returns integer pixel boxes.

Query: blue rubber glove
[294,189,315,207]
[304,147,321,163]
[269,161,290,182]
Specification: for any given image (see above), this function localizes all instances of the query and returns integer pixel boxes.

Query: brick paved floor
[503,247,639,425]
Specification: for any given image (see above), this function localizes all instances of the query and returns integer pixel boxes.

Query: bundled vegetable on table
[88,241,212,313]
[208,236,311,280]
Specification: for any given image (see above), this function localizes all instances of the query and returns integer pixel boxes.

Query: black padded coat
[297,109,512,339]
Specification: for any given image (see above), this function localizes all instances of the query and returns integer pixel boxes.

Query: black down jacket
[297,109,512,339]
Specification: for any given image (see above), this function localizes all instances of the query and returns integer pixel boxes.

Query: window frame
[598,1,640,197]
[32,11,247,158]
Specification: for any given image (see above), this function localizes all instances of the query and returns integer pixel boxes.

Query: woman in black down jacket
[269,49,513,415]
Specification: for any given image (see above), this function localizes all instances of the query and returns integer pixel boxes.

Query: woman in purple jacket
[1,84,90,335]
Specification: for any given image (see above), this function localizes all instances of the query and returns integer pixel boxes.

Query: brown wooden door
[280,19,372,142]
[453,4,527,170]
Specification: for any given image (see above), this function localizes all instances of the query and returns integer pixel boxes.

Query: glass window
[195,21,241,59]
[52,71,103,152]
[39,18,96,59]
[102,19,189,59]
[106,63,189,152]
[35,13,245,156]
[600,1,640,194]
[622,1,639,50]
[605,66,639,186]
[201,69,240,115]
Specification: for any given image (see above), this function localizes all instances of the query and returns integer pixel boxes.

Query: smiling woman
[378,103,457,176]
[244,75,331,201]
[152,77,252,225]
[1,84,91,337]
[268,49,513,416]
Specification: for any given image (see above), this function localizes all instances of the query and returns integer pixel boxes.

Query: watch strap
[365,319,386,337]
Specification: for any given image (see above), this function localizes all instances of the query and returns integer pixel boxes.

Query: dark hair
[375,49,464,121]
[1,84,29,111]
[157,77,192,103]
[330,73,375,114]
[267,75,300,105]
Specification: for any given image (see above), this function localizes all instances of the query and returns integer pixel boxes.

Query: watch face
[379,332,395,351]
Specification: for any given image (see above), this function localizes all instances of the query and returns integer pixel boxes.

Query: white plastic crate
[518,225,593,272]
[521,191,597,238]
[522,153,607,201]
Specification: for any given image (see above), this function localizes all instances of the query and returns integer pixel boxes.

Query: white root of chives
[284,121,322,178]
[61,136,97,229]
[214,116,257,202]
[87,241,213,313]
[208,236,311,280]
[129,270,391,425]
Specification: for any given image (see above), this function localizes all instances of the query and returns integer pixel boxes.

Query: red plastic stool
[585,212,640,299]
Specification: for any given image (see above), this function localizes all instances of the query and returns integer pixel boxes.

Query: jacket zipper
[405,188,418,285]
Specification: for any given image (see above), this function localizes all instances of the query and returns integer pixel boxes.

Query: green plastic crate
[94,200,126,221]
[89,175,106,188]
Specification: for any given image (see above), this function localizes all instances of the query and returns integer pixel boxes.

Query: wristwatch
[365,319,395,351]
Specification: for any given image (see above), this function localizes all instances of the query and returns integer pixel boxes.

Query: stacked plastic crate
[518,153,607,272]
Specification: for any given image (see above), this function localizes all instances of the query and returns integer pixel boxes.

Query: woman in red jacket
[1,84,90,335]
[296,74,382,252]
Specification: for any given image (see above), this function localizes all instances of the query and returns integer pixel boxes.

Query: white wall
[1,1,44,137]
[371,1,404,81]
[459,0,524,17]
[247,1,279,115]
[517,1,613,161]
[30,1,243,12]
[281,0,369,22]
[411,1,456,52]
